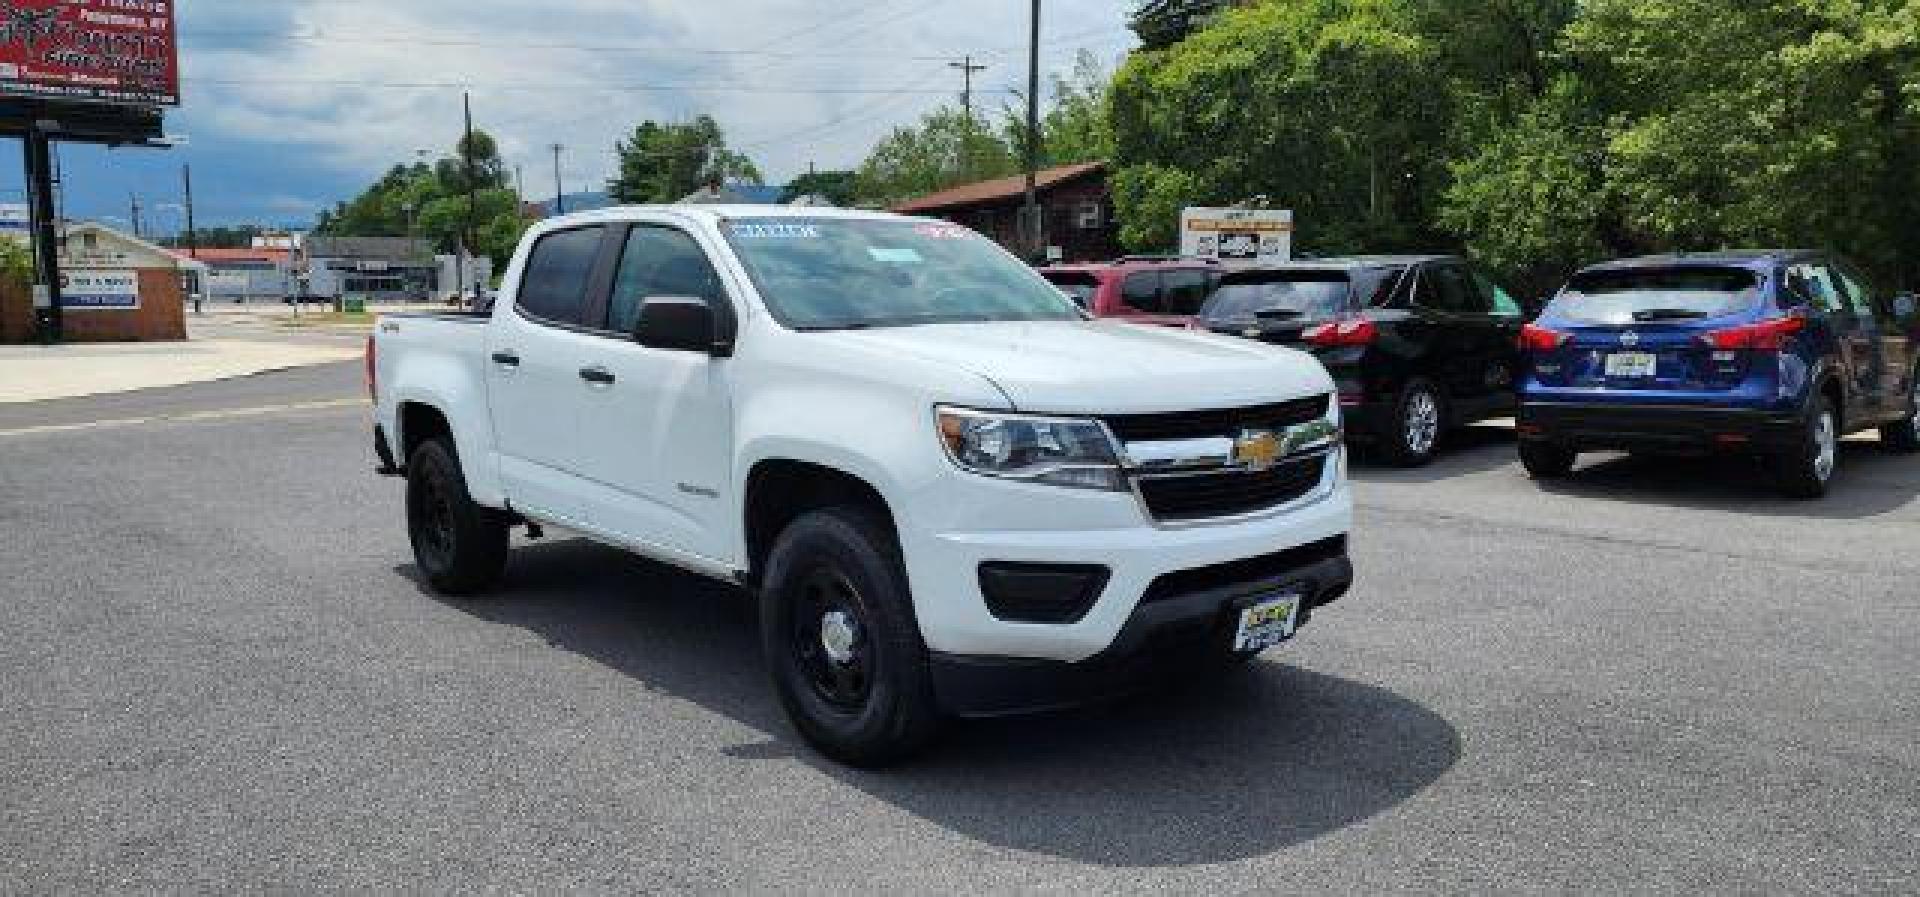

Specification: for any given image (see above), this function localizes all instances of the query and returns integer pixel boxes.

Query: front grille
[1142,535,1347,604]
[1103,394,1331,442]
[1136,455,1328,522]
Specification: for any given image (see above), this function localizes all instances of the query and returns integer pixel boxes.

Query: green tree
[780,169,859,206]
[607,116,763,204]
[855,105,1018,206]
[316,129,529,266]
[1003,49,1118,167]
[1108,0,1452,254]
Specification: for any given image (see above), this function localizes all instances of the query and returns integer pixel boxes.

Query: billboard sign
[61,269,139,309]
[0,0,179,107]
[1180,208,1294,264]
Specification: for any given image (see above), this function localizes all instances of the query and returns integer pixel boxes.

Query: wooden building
[891,162,1120,264]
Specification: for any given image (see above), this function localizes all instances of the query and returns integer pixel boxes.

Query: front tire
[1880,369,1920,453]
[1518,441,1577,479]
[406,438,510,594]
[1770,395,1839,499]
[1375,379,1446,468]
[760,507,940,767]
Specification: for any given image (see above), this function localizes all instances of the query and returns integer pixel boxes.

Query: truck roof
[538,204,923,227]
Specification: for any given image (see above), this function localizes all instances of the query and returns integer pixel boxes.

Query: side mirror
[633,296,732,356]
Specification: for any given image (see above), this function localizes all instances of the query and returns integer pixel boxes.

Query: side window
[1833,266,1882,321]
[1161,269,1210,316]
[607,226,724,334]
[1475,271,1522,317]
[1418,265,1478,314]
[1120,272,1163,313]
[1785,263,1847,314]
[516,226,604,325]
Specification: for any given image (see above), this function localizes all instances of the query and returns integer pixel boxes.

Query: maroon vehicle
[1039,257,1220,328]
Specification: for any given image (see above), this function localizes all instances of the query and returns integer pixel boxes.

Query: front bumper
[1518,401,1806,453]
[930,543,1353,717]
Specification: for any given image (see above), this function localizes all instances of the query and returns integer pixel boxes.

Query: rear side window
[1550,266,1763,325]
[1201,270,1351,320]
[1041,271,1100,308]
[1419,265,1486,314]
[1832,266,1880,320]
[1121,273,1162,313]
[517,227,604,325]
[1161,269,1212,315]
[1785,264,1848,314]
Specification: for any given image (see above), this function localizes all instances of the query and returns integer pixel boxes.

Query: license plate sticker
[1233,593,1303,653]
[1605,352,1658,378]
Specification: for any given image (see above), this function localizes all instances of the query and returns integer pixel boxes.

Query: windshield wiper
[1255,308,1306,321]
[1631,308,1709,322]
[794,321,873,332]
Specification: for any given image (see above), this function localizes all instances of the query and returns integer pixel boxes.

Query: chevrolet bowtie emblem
[1232,430,1284,472]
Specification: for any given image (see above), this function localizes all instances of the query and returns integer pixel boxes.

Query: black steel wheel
[761,506,939,767]
[406,438,510,594]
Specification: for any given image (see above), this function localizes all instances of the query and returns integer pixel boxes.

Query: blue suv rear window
[1549,266,1764,325]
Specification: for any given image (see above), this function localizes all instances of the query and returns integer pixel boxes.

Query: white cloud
[176,0,1136,203]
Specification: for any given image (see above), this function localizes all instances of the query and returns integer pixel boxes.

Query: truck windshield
[1549,267,1764,325]
[722,217,1082,330]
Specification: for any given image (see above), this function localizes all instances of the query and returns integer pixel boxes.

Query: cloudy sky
[2,0,1137,232]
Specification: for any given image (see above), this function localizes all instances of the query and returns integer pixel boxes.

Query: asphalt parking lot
[3,361,1915,891]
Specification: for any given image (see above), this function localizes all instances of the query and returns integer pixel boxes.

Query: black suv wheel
[406,438,510,594]
[761,507,939,767]
[1376,379,1445,468]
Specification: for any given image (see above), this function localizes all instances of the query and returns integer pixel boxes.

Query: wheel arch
[742,458,898,588]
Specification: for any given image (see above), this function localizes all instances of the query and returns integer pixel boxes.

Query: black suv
[1197,256,1526,466]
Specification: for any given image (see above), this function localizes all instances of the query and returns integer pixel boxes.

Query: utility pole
[183,164,201,314]
[130,192,143,238]
[550,143,566,215]
[949,55,988,181]
[1022,0,1043,260]
[181,165,197,259]
[460,91,477,307]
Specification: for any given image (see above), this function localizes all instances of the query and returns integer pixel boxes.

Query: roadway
[2,361,1914,890]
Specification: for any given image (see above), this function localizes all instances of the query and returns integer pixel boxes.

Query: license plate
[1605,352,1658,378]
[1233,593,1303,653]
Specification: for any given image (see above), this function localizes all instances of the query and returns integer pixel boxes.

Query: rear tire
[1770,395,1839,499]
[1375,379,1445,468]
[761,507,940,767]
[406,438,510,595]
[1880,369,1920,453]
[1518,441,1577,479]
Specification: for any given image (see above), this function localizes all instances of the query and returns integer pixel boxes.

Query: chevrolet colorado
[369,206,1353,765]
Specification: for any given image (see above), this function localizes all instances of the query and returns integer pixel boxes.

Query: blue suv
[1516,251,1920,498]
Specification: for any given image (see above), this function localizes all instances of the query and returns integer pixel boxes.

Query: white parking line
[0,398,364,439]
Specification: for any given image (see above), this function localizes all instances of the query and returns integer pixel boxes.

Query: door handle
[491,350,520,367]
[578,366,617,385]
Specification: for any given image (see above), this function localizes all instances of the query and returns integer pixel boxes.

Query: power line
[183,75,995,96]
[182,29,996,62]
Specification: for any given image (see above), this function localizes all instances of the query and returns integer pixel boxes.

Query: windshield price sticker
[868,247,923,264]
[731,223,820,239]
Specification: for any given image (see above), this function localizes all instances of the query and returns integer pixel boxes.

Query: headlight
[936,407,1125,491]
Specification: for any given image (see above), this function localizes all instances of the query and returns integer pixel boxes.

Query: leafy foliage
[780,169,860,206]
[855,106,1020,206]
[315,130,527,266]
[606,116,763,204]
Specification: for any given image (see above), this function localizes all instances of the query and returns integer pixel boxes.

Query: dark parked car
[1197,256,1526,466]
[1517,251,1920,497]
[1039,257,1219,328]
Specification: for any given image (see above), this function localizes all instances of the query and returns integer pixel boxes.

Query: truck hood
[825,320,1332,414]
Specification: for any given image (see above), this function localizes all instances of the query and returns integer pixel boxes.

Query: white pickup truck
[369,206,1353,765]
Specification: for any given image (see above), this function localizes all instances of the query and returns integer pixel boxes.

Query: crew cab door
[570,222,736,564]
[487,224,614,525]
[1834,262,1912,422]
[1408,262,1506,417]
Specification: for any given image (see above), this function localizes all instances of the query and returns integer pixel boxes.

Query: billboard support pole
[25,124,62,345]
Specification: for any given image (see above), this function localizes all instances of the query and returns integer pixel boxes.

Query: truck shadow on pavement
[1530,441,1920,519]
[405,538,1460,868]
